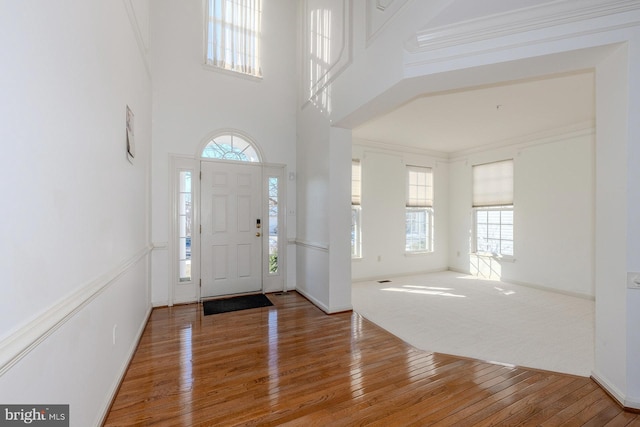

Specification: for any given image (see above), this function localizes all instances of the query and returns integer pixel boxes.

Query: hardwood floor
[104,292,639,426]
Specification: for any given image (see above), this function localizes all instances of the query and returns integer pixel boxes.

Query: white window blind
[406,166,433,207]
[472,160,514,207]
[206,0,262,78]
[352,159,361,206]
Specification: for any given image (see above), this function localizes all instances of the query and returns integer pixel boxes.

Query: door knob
[256,232,261,237]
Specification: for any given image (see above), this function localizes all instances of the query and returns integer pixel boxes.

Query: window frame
[351,159,362,259]
[405,206,434,253]
[472,159,514,258]
[267,175,280,275]
[352,205,362,259]
[177,170,194,283]
[204,0,263,79]
[201,132,262,163]
[473,205,514,258]
[405,165,434,254]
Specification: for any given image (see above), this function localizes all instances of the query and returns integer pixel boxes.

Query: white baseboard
[96,304,153,426]
[295,287,352,314]
[591,370,640,410]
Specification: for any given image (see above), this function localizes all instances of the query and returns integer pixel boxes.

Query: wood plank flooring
[104,292,639,426]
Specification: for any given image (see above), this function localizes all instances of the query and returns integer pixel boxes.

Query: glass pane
[179,260,191,282]
[179,237,187,259]
[268,176,279,274]
[179,171,191,192]
[487,210,500,224]
[202,134,260,162]
[269,237,278,274]
[179,215,187,237]
[487,224,500,239]
[352,206,361,257]
[487,239,500,253]
[475,208,514,256]
[501,224,513,240]
[178,170,192,283]
[501,240,514,256]
[406,209,427,252]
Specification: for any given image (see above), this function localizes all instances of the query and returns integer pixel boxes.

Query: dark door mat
[203,294,273,316]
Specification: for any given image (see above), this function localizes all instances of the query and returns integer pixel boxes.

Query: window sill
[472,252,516,263]
[202,63,263,82]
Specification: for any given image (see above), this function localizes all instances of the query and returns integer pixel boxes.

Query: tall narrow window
[268,176,279,274]
[473,159,514,256]
[309,8,332,112]
[178,171,193,282]
[405,166,433,253]
[351,159,362,258]
[205,0,262,78]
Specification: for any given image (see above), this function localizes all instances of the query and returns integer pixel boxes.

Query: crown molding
[354,120,594,162]
[448,120,595,161]
[406,0,640,53]
[354,137,450,160]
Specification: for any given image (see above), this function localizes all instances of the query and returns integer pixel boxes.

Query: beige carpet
[352,270,594,377]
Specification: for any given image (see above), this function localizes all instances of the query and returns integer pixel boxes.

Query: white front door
[200,161,263,297]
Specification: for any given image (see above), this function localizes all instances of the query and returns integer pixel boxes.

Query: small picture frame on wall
[126,105,135,163]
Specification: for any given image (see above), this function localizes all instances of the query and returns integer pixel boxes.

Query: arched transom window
[201,133,261,162]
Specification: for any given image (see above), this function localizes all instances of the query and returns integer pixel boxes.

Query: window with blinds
[405,166,433,253]
[205,0,262,78]
[472,160,514,256]
[351,159,362,258]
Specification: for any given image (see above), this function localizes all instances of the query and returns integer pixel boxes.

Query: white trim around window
[473,205,514,258]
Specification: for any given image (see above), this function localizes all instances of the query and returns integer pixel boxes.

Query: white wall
[294,0,455,311]
[295,103,332,309]
[352,142,449,281]
[299,0,640,409]
[149,0,298,305]
[0,1,152,425]
[448,131,595,297]
[593,42,630,406]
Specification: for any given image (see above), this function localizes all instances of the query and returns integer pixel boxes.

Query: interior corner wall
[0,1,152,425]
[149,0,298,305]
[351,143,449,282]
[593,42,630,404]
[295,105,331,310]
[295,118,352,313]
[447,132,595,297]
[328,128,353,312]
[624,34,640,405]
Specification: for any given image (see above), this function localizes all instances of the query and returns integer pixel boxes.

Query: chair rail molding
[0,245,152,377]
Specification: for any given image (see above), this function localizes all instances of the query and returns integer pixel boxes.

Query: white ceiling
[352,71,595,155]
